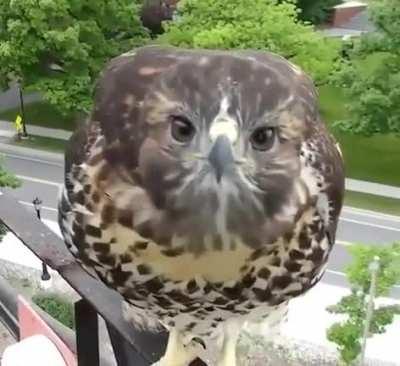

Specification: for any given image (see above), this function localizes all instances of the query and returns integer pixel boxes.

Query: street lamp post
[32,197,51,282]
[18,84,28,138]
[359,256,380,365]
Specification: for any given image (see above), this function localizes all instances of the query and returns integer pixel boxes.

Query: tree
[0,158,21,241]
[141,0,176,36]
[159,0,340,84]
[294,0,341,25]
[142,0,340,30]
[327,243,400,365]
[332,0,400,135]
[0,0,149,116]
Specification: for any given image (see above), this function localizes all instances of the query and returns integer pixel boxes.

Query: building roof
[334,1,367,9]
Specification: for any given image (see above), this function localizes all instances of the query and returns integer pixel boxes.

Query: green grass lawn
[344,191,400,217]
[13,135,67,153]
[318,84,348,123]
[335,133,400,187]
[0,101,77,131]
[318,85,400,187]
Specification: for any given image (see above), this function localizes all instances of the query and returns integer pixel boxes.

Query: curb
[0,142,64,165]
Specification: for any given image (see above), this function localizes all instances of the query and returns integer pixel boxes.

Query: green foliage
[346,243,400,296]
[332,0,400,135]
[0,0,149,116]
[0,156,21,241]
[327,319,362,365]
[370,305,400,334]
[159,0,340,83]
[32,292,75,329]
[327,243,400,365]
[0,158,21,189]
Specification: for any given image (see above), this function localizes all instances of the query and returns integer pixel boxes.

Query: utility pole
[359,256,380,365]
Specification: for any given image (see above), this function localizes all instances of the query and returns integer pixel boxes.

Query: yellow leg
[217,320,242,366]
[159,329,201,366]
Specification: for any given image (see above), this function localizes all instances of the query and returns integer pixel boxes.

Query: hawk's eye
[170,115,196,143]
[250,127,276,151]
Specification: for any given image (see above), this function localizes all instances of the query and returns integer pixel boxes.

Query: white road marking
[336,240,353,247]
[19,201,58,212]
[17,175,62,188]
[325,269,400,290]
[2,152,63,167]
[340,217,400,232]
[343,206,400,222]
[325,269,346,277]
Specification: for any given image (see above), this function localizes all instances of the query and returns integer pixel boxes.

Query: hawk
[58,45,345,365]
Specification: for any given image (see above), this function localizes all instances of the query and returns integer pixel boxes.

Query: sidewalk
[0,120,72,140]
[346,178,400,199]
[1,119,400,200]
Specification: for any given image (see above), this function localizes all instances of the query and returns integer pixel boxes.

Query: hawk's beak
[208,135,234,183]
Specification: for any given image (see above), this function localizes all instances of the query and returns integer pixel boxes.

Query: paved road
[2,150,400,297]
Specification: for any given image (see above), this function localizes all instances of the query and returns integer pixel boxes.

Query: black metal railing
[0,192,207,366]
[0,275,19,340]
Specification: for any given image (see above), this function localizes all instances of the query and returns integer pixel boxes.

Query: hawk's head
[94,47,335,249]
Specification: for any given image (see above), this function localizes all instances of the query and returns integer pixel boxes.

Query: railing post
[75,299,100,366]
[107,322,151,366]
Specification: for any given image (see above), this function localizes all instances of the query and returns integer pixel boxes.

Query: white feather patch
[209,120,238,143]
[209,97,238,143]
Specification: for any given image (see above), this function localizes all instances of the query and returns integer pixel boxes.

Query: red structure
[331,1,367,28]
